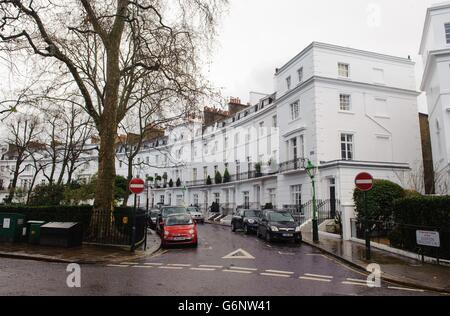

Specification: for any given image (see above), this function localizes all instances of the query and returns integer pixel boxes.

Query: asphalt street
[0,224,445,296]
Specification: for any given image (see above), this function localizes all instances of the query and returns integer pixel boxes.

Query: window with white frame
[339,94,351,111]
[214,192,220,204]
[243,191,250,208]
[272,115,277,128]
[290,185,302,206]
[445,23,450,44]
[286,76,292,90]
[338,63,350,78]
[203,166,208,180]
[298,67,304,83]
[192,168,197,181]
[193,194,199,206]
[290,101,300,120]
[268,188,277,206]
[341,133,354,160]
[259,122,264,136]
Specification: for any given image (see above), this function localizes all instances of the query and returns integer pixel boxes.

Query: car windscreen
[166,215,193,226]
[187,207,198,213]
[162,207,187,217]
[268,212,295,222]
[150,211,160,217]
[244,210,261,218]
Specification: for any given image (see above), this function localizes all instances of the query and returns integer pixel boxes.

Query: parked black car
[148,208,161,230]
[257,211,302,243]
[231,209,261,234]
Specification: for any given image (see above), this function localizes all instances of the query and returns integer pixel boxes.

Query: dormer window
[445,23,450,44]
[286,76,292,90]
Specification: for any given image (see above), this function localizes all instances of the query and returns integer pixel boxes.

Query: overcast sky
[205,0,439,113]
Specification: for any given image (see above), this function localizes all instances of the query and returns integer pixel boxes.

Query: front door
[329,178,336,218]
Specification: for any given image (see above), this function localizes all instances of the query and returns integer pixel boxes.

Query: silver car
[187,207,205,224]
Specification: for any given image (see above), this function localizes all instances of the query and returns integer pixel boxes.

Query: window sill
[338,110,355,115]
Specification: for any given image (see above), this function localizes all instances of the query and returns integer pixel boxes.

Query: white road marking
[158,266,183,270]
[223,269,253,274]
[305,273,333,279]
[229,266,258,271]
[300,276,332,282]
[120,262,139,265]
[200,265,224,269]
[190,268,216,271]
[342,281,370,287]
[132,265,153,269]
[168,264,192,267]
[222,248,255,260]
[107,264,129,268]
[265,270,294,275]
[278,251,295,255]
[260,273,291,278]
[145,263,164,266]
[346,278,367,283]
[388,286,425,293]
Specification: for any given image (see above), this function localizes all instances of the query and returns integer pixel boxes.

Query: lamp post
[306,160,319,243]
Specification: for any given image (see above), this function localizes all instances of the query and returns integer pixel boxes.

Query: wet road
[0,224,444,296]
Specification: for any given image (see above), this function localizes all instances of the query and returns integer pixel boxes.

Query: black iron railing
[84,209,147,247]
[350,219,450,261]
[279,157,307,173]
[283,199,341,225]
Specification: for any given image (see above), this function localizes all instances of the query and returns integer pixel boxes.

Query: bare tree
[0,0,227,213]
[3,115,40,204]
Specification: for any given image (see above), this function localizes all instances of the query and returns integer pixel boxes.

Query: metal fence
[84,209,147,248]
[283,199,341,225]
[350,219,450,261]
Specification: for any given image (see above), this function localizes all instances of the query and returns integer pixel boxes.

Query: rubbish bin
[27,221,46,245]
[0,213,26,242]
[40,222,83,248]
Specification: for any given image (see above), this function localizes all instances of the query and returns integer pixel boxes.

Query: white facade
[420,2,450,194]
[0,42,425,233]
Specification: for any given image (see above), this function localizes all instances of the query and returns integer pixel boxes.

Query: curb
[302,239,450,295]
[0,234,162,265]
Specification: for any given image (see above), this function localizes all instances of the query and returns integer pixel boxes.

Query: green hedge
[353,179,405,221]
[0,205,93,227]
[389,196,450,259]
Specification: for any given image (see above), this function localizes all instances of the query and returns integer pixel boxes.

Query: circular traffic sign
[129,178,145,194]
[355,172,374,191]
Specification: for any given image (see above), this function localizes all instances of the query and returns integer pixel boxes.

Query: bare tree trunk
[122,155,133,207]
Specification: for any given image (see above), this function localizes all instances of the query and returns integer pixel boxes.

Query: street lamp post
[306,160,319,243]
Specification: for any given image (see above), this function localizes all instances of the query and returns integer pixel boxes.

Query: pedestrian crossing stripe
[222,248,255,259]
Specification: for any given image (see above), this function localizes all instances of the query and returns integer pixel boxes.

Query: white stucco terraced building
[0,42,425,239]
[419,1,450,195]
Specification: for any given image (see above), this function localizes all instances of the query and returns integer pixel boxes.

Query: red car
[162,214,198,248]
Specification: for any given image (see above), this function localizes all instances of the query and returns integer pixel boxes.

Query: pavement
[300,231,450,294]
[0,224,445,296]
[0,230,161,264]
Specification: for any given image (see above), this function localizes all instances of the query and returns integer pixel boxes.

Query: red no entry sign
[355,172,374,191]
[129,178,145,194]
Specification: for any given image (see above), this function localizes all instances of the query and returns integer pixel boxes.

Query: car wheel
[265,231,271,242]
[231,223,236,232]
[192,241,198,248]
[244,225,249,235]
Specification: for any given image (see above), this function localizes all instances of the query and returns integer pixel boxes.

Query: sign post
[129,178,145,252]
[355,172,374,261]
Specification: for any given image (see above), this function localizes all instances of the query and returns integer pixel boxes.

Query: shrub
[169,179,174,187]
[353,179,405,221]
[176,178,181,187]
[206,176,212,185]
[215,171,222,184]
[263,203,273,210]
[29,184,65,206]
[223,168,231,183]
[255,162,262,175]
